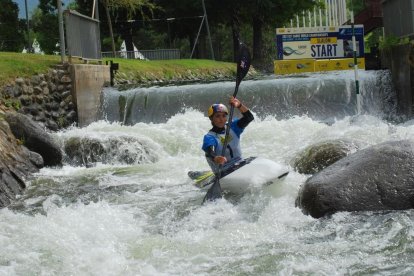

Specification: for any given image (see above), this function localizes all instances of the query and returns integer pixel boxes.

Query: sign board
[274,26,365,74]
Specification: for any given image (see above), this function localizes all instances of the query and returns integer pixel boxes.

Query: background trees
[0,0,23,51]
[4,0,322,68]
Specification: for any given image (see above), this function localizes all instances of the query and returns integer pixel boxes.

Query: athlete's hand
[229,96,242,108]
[214,156,227,165]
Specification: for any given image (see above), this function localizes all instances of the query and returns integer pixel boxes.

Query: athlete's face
[211,112,227,128]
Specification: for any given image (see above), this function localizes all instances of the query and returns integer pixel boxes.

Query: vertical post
[334,1,338,25]
[167,20,171,48]
[202,0,215,60]
[57,0,66,63]
[95,0,100,20]
[351,11,360,115]
[342,0,348,23]
[92,0,96,18]
[296,15,299,28]
[319,8,322,27]
[325,0,329,27]
[190,16,205,59]
[24,0,31,53]
[302,11,305,27]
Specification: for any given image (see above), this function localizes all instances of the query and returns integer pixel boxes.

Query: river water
[2,70,414,275]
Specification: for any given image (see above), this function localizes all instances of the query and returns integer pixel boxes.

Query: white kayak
[188,157,289,195]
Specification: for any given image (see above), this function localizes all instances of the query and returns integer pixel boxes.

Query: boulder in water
[293,139,360,174]
[296,140,414,218]
[64,136,158,166]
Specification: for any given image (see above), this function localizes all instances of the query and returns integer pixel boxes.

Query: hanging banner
[274,26,365,74]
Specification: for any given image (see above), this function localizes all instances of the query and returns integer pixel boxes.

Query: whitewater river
[2,70,414,275]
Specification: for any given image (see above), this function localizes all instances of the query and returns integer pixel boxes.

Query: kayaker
[202,96,254,173]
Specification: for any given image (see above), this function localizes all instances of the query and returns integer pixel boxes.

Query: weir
[101,70,396,125]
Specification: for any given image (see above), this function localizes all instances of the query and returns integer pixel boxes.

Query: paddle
[203,41,251,203]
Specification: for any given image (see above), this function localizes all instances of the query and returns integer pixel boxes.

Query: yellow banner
[310,37,337,44]
[315,58,365,71]
[275,58,365,75]
[274,59,315,75]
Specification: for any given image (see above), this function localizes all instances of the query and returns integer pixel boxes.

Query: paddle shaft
[215,81,240,178]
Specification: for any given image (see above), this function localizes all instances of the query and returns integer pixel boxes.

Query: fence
[64,10,101,60]
[101,49,180,60]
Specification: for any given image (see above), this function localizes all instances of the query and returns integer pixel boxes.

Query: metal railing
[101,49,180,60]
[64,10,101,60]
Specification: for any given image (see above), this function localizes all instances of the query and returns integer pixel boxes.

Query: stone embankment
[1,63,77,131]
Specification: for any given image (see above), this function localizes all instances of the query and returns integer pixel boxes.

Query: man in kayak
[202,97,254,173]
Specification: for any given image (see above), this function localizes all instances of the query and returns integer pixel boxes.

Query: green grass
[0,52,238,88]
[104,58,238,85]
[0,52,61,87]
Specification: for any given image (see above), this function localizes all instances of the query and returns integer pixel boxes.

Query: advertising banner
[276,26,364,60]
[274,58,365,75]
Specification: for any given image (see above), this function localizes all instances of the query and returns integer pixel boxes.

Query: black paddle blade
[236,42,251,84]
[202,177,222,203]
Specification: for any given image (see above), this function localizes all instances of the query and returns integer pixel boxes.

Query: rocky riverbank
[0,106,62,207]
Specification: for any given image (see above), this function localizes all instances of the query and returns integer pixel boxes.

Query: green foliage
[16,137,25,146]
[0,0,24,51]
[3,98,21,110]
[364,28,382,53]
[56,115,66,128]
[347,0,366,15]
[379,35,410,50]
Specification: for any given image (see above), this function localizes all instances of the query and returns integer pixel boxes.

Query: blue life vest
[202,119,244,172]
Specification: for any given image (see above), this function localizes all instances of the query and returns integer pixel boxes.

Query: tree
[246,0,317,63]
[31,0,60,54]
[99,0,158,56]
[0,0,23,51]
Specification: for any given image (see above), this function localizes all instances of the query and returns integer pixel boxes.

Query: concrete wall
[70,64,110,127]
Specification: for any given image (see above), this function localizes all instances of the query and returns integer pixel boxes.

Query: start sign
[311,44,339,58]
[275,26,364,60]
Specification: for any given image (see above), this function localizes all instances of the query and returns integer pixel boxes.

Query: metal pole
[92,0,96,18]
[167,18,175,48]
[24,0,31,53]
[57,0,66,63]
[201,0,215,60]
[190,16,205,59]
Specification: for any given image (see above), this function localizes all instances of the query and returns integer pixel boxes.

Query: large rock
[293,139,360,174]
[64,136,158,166]
[0,116,40,207]
[296,140,414,218]
[5,113,62,166]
